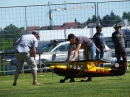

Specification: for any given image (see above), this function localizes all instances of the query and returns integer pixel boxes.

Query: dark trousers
[115,47,127,62]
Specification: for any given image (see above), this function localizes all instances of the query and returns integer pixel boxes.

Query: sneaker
[33,82,40,85]
[127,67,129,70]
[80,77,92,82]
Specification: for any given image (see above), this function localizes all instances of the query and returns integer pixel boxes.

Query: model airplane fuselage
[50,59,126,83]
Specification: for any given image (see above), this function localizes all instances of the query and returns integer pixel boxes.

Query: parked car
[36,40,112,72]
[6,57,31,75]
[9,39,112,72]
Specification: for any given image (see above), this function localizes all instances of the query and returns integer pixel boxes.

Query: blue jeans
[96,47,104,59]
[95,47,104,67]
[83,43,96,60]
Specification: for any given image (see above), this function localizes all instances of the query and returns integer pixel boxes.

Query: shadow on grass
[106,76,124,80]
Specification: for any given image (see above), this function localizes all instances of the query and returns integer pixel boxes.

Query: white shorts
[15,52,38,72]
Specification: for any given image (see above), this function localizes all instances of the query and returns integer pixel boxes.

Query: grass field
[0,71,130,97]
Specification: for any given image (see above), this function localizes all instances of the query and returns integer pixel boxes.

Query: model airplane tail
[50,59,126,82]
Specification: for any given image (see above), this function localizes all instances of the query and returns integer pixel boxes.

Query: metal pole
[64,29,66,41]
[25,6,28,34]
[22,65,24,74]
[39,53,42,73]
[95,2,97,20]
[48,2,53,30]
[1,54,3,75]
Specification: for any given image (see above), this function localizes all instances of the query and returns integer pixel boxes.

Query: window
[59,46,65,51]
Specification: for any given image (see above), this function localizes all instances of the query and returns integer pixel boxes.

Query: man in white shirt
[13,30,40,86]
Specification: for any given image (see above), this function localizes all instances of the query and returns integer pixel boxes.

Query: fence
[0,0,130,75]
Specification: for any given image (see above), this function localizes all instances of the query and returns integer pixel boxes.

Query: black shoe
[13,83,16,86]
[86,77,92,81]
[70,79,75,82]
[60,79,65,83]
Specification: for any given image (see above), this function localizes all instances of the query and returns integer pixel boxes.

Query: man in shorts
[13,30,40,86]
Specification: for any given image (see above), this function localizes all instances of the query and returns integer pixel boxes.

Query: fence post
[64,29,66,41]
[1,54,4,75]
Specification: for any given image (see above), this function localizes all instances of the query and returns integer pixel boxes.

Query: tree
[86,18,91,24]
[122,12,130,21]
[0,24,24,51]
[102,11,122,27]
[115,15,122,23]
[74,18,82,28]
[91,15,97,23]
[75,18,77,23]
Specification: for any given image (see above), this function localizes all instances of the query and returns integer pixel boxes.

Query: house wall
[38,27,116,41]
[38,26,130,41]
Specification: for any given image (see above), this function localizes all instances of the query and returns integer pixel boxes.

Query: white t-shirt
[15,34,38,52]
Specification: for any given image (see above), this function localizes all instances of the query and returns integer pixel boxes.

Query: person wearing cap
[112,24,128,70]
[93,25,106,67]
[65,33,96,82]
[13,30,40,86]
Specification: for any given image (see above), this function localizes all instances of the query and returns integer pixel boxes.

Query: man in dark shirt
[65,33,96,81]
[93,25,106,67]
[112,24,128,70]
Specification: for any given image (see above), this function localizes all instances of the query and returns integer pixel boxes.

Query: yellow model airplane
[50,59,126,83]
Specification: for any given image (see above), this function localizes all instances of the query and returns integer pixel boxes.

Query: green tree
[0,24,24,51]
[74,18,82,28]
[102,11,122,27]
[4,24,23,41]
[91,15,97,22]
[115,15,122,23]
[122,12,130,21]
[86,18,91,24]
[75,18,77,23]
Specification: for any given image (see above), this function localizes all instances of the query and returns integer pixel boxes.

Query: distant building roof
[21,30,28,34]
[21,26,40,34]
[27,26,40,30]
[54,22,78,30]
[87,23,96,28]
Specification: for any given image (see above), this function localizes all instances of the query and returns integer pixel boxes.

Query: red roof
[27,26,40,30]
[54,22,78,30]
[21,26,40,34]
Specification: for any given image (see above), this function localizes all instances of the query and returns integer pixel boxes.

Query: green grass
[0,71,130,97]
[0,61,10,75]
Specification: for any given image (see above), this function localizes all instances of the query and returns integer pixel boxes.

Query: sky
[0,0,129,28]
[0,0,123,7]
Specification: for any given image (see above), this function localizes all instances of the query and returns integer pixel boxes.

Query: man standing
[13,30,40,86]
[112,24,128,70]
[66,33,96,81]
[93,25,106,67]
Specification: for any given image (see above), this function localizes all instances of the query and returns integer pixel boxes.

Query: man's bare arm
[31,47,36,60]
[72,44,81,60]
